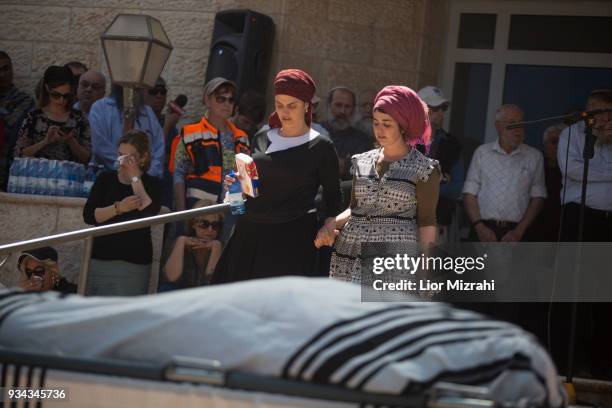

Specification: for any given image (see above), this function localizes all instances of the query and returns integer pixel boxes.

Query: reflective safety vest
[169,117,250,202]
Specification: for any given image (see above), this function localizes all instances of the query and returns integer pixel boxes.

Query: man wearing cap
[18,247,76,293]
[418,86,464,239]
[169,77,250,212]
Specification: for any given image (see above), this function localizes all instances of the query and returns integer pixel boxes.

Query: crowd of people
[2,46,612,378]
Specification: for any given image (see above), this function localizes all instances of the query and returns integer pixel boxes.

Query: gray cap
[203,77,236,96]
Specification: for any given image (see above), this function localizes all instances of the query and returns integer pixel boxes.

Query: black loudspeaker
[205,9,275,96]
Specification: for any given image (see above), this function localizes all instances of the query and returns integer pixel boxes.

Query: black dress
[211,130,342,283]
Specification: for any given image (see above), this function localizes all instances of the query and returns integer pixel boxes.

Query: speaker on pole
[205,9,275,96]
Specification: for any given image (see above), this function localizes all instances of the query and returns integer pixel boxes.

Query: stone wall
[0,0,448,122]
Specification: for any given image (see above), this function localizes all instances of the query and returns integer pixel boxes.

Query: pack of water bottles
[7,157,105,198]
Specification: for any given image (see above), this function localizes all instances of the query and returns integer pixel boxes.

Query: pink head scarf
[268,69,316,129]
[373,85,432,149]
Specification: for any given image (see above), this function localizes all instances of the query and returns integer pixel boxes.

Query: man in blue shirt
[89,85,165,178]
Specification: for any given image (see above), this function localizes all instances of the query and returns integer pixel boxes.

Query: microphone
[168,94,188,116]
[506,108,612,130]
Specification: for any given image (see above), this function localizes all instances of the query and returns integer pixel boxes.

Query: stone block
[418,35,444,81]
[95,0,164,8]
[276,52,323,87]
[10,0,92,5]
[374,0,421,33]
[165,47,208,87]
[372,29,420,71]
[283,0,328,21]
[32,43,100,77]
[69,7,118,45]
[0,41,32,77]
[328,0,377,26]
[12,77,38,99]
[163,0,218,11]
[230,0,284,15]
[0,5,70,42]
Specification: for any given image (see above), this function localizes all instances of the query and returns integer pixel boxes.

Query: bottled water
[57,161,70,197]
[227,171,245,215]
[7,158,20,193]
[35,159,48,195]
[47,160,59,196]
[82,163,95,197]
[67,162,79,197]
[16,158,27,194]
[24,158,36,195]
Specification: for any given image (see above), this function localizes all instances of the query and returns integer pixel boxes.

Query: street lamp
[101,14,173,115]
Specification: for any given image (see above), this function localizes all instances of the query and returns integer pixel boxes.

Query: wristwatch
[131,176,140,183]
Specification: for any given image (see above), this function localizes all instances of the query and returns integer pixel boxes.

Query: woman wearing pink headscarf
[315,85,441,284]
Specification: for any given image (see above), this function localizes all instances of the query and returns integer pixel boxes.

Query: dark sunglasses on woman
[49,90,73,100]
[195,219,222,231]
[215,95,235,105]
[148,87,168,96]
[25,266,46,279]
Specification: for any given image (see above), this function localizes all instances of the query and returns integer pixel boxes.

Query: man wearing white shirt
[558,89,612,242]
[463,104,546,242]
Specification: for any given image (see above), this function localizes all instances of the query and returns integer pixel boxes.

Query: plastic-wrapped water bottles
[7,158,20,193]
[56,161,70,196]
[16,158,27,194]
[82,163,96,197]
[33,158,47,195]
[227,170,246,215]
[24,158,36,195]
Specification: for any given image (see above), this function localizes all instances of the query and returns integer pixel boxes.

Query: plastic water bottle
[35,159,48,195]
[24,158,36,195]
[57,161,70,196]
[15,158,26,194]
[227,170,245,215]
[7,158,20,193]
[47,160,58,196]
[67,162,79,197]
[82,163,95,197]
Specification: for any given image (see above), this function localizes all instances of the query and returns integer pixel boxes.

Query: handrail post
[78,237,93,295]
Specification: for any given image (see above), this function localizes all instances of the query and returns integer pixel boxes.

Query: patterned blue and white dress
[330,147,439,283]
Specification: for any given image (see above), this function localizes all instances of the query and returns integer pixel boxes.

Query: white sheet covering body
[0,277,566,407]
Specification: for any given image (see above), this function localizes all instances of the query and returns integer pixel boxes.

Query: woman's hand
[43,126,62,146]
[314,217,340,248]
[118,195,142,213]
[58,128,77,144]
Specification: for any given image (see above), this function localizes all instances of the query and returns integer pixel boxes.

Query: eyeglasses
[428,104,448,113]
[49,90,73,100]
[25,266,46,279]
[215,95,235,105]
[148,88,167,96]
[194,219,222,231]
[79,81,105,91]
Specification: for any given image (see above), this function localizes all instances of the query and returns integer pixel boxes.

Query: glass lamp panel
[103,39,148,84]
[142,43,171,87]
[150,18,171,46]
[105,14,151,39]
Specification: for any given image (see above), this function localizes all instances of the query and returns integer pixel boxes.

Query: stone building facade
[0,0,448,122]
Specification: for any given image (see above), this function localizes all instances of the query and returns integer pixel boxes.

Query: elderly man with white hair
[463,104,546,243]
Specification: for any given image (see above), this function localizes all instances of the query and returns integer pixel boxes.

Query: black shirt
[245,132,343,224]
[321,123,373,180]
[83,171,162,264]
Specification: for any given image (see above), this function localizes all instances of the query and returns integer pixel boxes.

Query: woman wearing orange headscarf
[315,85,441,284]
[211,69,342,283]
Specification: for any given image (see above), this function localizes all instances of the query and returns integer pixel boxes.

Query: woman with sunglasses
[161,199,224,290]
[14,65,91,164]
[18,246,77,293]
[83,130,161,296]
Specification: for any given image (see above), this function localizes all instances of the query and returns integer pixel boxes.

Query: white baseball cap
[418,86,449,107]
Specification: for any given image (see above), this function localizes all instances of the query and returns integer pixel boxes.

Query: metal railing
[0,203,230,294]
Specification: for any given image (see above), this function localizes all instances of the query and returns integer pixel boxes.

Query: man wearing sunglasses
[169,77,250,212]
[418,86,464,242]
[17,247,76,293]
